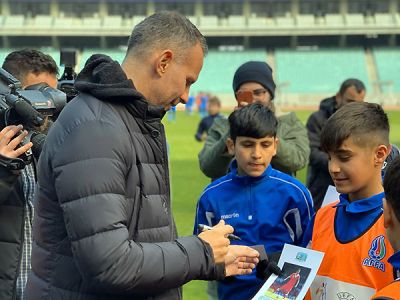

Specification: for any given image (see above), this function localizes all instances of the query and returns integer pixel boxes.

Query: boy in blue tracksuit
[194,103,313,300]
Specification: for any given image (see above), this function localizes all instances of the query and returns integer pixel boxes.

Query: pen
[198,224,241,241]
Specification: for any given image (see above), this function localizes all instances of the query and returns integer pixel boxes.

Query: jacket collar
[229,160,272,184]
[335,192,384,214]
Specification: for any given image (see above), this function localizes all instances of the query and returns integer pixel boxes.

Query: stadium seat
[275,15,295,27]
[34,15,53,28]
[248,16,274,28]
[83,17,101,28]
[345,14,365,26]
[275,48,370,94]
[53,17,75,28]
[325,14,344,27]
[4,15,25,28]
[374,13,394,25]
[373,48,400,93]
[199,16,219,28]
[79,49,126,71]
[191,50,266,95]
[296,14,315,27]
[228,15,245,28]
[103,15,122,28]
[395,13,400,25]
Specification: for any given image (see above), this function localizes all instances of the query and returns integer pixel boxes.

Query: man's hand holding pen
[197,220,259,277]
[198,223,241,241]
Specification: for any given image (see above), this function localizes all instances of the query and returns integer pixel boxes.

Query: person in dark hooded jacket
[26,12,259,300]
[306,79,366,210]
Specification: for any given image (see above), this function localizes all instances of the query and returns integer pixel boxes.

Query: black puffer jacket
[0,167,25,299]
[306,96,336,210]
[26,55,223,300]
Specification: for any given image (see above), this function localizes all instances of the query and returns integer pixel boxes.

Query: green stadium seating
[345,14,364,26]
[324,14,344,27]
[79,49,126,71]
[34,15,53,28]
[83,17,101,28]
[191,50,266,94]
[275,16,295,27]
[275,48,370,93]
[227,15,245,28]
[296,15,315,27]
[373,48,400,93]
[103,16,123,28]
[53,17,74,28]
[4,15,25,28]
[248,16,274,28]
[374,13,395,25]
[199,16,218,28]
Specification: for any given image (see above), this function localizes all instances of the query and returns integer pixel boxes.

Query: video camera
[58,48,78,102]
[0,67,66,163]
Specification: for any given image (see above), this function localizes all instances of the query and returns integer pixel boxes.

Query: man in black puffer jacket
[26,12,259,300]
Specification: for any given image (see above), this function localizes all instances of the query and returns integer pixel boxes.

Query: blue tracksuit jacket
[194,162,313,300]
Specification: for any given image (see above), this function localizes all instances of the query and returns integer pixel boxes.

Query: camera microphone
[256,259,283,279]
[5,94,44,126]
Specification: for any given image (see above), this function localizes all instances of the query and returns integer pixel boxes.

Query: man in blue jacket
[194,103,313,300]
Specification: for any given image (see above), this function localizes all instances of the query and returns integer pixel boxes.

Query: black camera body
[58,49,78,102]
[0,67,67,164]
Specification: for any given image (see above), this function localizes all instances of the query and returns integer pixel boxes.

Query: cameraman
[0,49,58,300]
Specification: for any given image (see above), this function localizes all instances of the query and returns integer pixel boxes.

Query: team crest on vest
[336,292,356,300]
[362,235,386,272]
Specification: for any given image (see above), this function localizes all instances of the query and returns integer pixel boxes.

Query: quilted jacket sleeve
[198,117,233,179]
[51,120,223,295]
[272,112,310,174]
[306,111,329,169]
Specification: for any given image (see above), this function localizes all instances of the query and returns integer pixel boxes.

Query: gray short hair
[127,11,208,61]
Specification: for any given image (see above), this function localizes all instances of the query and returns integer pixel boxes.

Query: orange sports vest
[371,279,400,300]
[307,202,394,300]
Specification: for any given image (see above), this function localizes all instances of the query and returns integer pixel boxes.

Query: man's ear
[226,138,235,156]
[375,144,390,166]
[274,137,279,156]
[155,49,173,76]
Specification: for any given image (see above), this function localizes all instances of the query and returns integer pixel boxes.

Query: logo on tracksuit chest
[362,235,386,272]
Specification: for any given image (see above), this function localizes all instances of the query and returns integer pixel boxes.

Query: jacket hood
[74,54,166,119]
[319,96,337,117]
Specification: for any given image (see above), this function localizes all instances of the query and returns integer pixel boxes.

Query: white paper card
[321,185,339,208]
[252,244,324,300]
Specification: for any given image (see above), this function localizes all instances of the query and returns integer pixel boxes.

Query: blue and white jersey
[194,161,313,300]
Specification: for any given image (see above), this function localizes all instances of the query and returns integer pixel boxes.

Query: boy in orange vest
[303,102,394,299]
[371,156,400,299]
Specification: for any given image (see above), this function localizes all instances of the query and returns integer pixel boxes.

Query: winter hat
[232,61,276,100]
